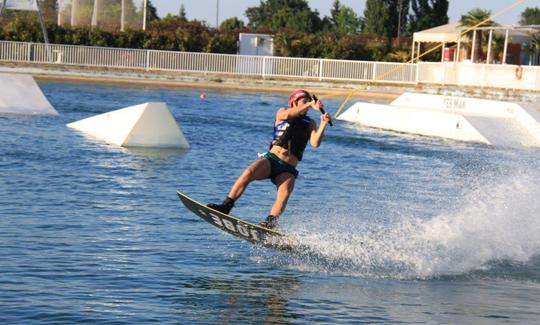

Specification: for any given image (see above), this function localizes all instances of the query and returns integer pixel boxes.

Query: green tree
[245,0,322,33]
[408,0,448,33]
[459,8,495,62]
[387,0,410,38]
[178,3,187,21]
[203,32,238,53]
[329,0,360,35]
[363,0,389,36]
[220,17,244,30]
[519,7,540,25]
[146,0,159,22]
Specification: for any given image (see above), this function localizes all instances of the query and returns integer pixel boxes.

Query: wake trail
[279,165,540,279]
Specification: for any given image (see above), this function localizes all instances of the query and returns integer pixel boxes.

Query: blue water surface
[1,79,540,324]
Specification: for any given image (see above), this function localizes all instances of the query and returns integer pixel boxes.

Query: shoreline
[1,63,538,103]
[0,63,402,101]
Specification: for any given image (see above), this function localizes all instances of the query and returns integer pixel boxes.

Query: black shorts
[262,152,299,185]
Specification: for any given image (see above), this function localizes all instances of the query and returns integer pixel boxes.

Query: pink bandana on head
[287,89,312,107]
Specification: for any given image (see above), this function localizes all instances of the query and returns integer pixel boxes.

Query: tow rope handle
[312,95,333,127]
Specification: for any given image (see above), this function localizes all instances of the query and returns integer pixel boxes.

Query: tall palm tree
[459,8,495,62]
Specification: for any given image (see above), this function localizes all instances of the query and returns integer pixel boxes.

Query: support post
[121,0,125,32]
[441,42,446,62]
[91,0,98,28]
[71,0,78,26]
[486,29,493,64]
[27,42,32,62]
[502,29,509,64]
[142,0,147,31]
[415,59,420,83]
[262,56,266,79]
[319,59,323,81]
[57,0,62,26]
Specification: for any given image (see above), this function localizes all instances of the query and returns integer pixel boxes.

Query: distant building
[237,33,274,75]
[238,33,274,56]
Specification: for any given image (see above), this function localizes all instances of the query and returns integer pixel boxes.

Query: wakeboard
[177,191,298,251]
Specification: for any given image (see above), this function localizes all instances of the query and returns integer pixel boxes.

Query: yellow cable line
[328,0,528,119]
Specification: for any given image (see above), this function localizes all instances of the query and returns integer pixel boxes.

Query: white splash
[286,168,540,279]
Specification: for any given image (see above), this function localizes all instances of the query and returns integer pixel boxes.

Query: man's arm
[309,98,330,147]
[310,114,330,148]
[275,100,314,122]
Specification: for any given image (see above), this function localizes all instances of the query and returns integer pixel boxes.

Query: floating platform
[337,93,540,147]
[0,73,57,116]
[67,102,190,149]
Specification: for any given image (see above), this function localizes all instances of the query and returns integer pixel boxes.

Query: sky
[151,0,529,28]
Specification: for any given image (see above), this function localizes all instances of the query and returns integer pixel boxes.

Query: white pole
[57,0,62,26]
[91,0,99,28]
[486,29,493,64]
[142,0,147,31]
[502,29,509,64]
[71,0,78,26]
[121,0,125,32]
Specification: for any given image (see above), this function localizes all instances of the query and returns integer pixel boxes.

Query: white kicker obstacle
[0,73,57,115]
[338,93,540,148]
[67,102,190,148]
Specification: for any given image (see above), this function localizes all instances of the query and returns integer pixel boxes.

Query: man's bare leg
[259,173,295,229]
[228,159,271,200]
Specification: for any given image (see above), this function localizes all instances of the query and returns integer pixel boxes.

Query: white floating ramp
[338,93,540,148]
[0,73,57,115]
[67,102,190,149]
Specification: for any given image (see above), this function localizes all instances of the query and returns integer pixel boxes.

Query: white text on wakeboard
[197,208,261,241]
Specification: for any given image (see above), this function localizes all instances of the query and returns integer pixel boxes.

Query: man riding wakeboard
[208,89,332,229]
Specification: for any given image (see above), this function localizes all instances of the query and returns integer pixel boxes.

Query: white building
[237,33,274,75]
[238,33,274,56]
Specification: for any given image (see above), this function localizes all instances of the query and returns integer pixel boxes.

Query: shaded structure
[412,22,539,65]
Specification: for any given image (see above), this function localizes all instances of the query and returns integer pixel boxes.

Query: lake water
[1,79,539,324]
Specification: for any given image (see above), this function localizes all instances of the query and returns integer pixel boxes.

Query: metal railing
[0,40,538,91]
